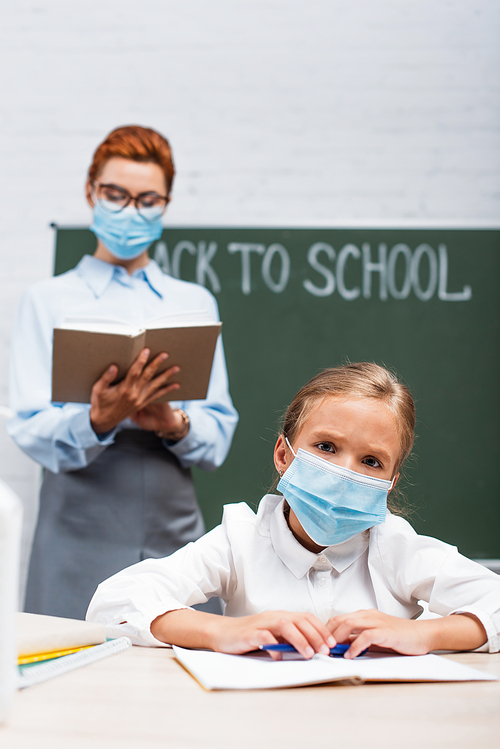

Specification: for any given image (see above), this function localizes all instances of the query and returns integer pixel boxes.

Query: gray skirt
[25,430,208,620]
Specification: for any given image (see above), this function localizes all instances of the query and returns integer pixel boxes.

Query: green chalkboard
[53,226,500,560]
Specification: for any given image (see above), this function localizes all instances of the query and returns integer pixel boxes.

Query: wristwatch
[155,409,190,442]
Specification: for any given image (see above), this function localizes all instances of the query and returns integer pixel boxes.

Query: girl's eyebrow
[310,430,392,464]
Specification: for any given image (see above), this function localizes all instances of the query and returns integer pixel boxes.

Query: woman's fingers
[140,352,170,382]
[93,364,118,393]
[139,383,180,410]
[125,348,151,382]
[125,349,180,400]
[144,364,180,393]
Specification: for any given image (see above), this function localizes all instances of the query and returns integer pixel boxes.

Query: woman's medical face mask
[277,438,395,547]
[90,201,163,261]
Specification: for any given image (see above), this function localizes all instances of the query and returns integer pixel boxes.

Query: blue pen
[260,643,368,657]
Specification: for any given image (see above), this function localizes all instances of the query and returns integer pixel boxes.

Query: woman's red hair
[87,125,175,195]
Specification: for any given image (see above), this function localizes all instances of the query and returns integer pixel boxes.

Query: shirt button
[319,555,327,563]
[319,579,327,587]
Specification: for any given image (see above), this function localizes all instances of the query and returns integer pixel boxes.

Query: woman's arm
[327,610,487,659]
[8,284,115,473]
[8,285,181,472]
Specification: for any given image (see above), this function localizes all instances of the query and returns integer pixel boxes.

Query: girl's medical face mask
[90,201,163,261]
[277,439,394,547]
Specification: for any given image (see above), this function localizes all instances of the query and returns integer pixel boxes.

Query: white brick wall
[1,0,499,597]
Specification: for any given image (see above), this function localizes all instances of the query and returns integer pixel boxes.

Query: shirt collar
[75,255,165,299]
[268,497,370,578]
[138,259,165,298]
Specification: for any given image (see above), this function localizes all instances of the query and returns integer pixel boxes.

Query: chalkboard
[53,226,500,560]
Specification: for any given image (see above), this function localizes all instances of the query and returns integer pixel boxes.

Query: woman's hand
[131,404,189,440]
[327,609,488,659]
[151,609,336,659]
[90,348,180,434]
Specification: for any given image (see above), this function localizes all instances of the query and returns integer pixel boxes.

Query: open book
[172,646,497,691]
[52,311,222,404]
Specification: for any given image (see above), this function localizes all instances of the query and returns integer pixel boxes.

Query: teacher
[9,125,239,619]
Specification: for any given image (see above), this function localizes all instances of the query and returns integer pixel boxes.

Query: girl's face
[274,396,402,552]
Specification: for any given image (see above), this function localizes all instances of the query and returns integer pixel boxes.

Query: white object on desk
[17,612,105,658]
[0,481,22,722]
[173,646,498,691]
[18,636,132,689]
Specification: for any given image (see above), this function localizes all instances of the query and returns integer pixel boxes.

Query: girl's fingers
[329,610,379,645]
[276,621,315,659]
[329,622,360,646]
[250,629,278,651]
[343,631,376,659]
[260,613,336,658]
[294,618,336,655]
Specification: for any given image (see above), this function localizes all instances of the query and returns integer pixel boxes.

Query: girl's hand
[90,348,180,434]
[151,609,336,660]
[327,609,488,658]
[209,611,336,659]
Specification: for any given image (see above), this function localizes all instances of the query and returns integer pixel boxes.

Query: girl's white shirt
[86,495,500,653]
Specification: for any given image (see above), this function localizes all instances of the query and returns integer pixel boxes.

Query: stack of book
[17,613,131,688]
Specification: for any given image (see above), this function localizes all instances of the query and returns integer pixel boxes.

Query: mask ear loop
[284,435,297,457]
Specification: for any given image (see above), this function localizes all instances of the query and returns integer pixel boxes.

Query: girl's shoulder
[220,495,282,535]
[370,511,455,555]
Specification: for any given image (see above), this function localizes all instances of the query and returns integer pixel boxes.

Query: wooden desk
[2,648,499,749]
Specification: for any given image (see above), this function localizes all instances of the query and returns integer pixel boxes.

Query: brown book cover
[52,321,222,404]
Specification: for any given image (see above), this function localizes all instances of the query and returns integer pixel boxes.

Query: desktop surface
[2,646,500,749]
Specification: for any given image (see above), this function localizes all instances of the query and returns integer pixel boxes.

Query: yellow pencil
[18,644,94,665]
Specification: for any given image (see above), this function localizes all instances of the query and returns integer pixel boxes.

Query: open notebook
[173,646,498,691]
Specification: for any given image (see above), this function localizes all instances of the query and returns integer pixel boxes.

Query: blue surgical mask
[90,202,163,260]
[277,440,394,547]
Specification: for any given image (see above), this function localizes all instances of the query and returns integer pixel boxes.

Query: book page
[60,317,144,337]
[145,310,214,329]
[172,646,498,691]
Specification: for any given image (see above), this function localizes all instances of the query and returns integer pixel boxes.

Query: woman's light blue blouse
[8,255,239,474]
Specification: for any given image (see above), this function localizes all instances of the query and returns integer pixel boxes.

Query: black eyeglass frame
[91,180,170,220]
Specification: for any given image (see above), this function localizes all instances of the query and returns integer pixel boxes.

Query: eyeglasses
[91,181,169,221]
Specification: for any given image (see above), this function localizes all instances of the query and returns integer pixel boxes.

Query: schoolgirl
[87,363,500,657]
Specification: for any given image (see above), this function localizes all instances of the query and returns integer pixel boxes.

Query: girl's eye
[317,442,335,453]
[363,456,381,468]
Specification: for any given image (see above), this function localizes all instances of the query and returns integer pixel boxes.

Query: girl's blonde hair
[281,363,416,513]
